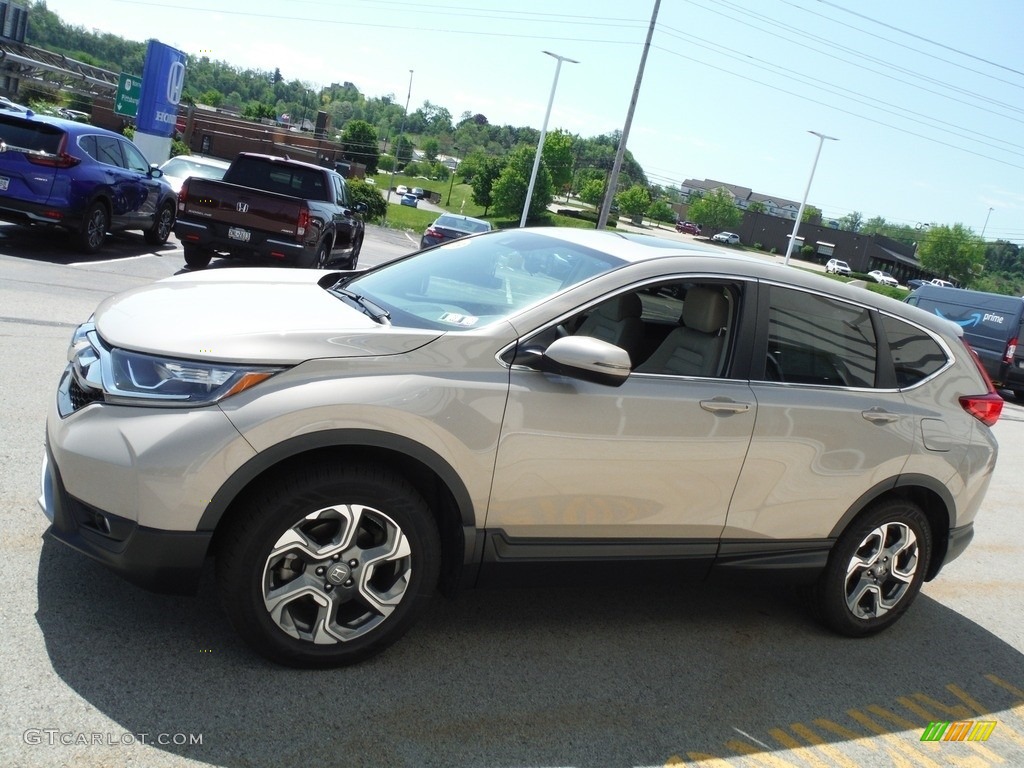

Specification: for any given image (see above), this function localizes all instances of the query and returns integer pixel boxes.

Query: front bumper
[40,444,211,594]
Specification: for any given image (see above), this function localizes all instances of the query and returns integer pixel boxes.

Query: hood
[93,268,443,364]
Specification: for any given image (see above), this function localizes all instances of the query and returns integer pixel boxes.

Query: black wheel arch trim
[198,427,478,541]
[826,473,955,580]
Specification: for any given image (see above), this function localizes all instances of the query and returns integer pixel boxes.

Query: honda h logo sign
[166,61,185,105]
[236,202,249,213]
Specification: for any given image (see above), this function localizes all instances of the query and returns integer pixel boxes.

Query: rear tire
[810,498,931,637]
[216,462,441,668]
[74,201,109,254]
[145,201,175,245]
[183,244,212,269]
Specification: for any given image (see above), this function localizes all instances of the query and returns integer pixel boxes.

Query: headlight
[105,348,283,406]
[63,321,285,410]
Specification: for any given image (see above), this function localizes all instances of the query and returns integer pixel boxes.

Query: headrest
[682,288,728,333]
[596,293,642,321]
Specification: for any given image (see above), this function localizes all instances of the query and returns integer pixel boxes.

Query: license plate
[0,176,8,191]
[228,226,250,242]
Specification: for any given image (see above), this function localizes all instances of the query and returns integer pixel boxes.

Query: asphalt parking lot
[1,222,1022,767]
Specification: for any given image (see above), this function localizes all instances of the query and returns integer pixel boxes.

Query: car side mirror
[149,165,163,178]
[537,335,631,387]
[353,202,367,213]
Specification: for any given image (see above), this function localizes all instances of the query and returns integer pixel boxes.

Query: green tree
[579,178,605,206]
[542,129,575,196]
[839,211,863,232]
[471,157,506,215]
[393,136,414,168]
[421,137,440,163]
[340,119,380,174]
[747,200,766,213]
[918,224,986,287]
[647,199,675,225]
[615,185,651,221]
[802,205,822,223]
[492,146,552,221]
[688,189,741,234]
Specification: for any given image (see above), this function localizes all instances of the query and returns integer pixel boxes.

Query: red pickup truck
[173,153,366,269]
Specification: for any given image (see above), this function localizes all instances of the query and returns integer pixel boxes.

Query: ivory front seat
[575,293,645,365]
[636,287,728,376]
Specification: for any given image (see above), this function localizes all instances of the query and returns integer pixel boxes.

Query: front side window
[766,286,876,387]
[119,140,150,173]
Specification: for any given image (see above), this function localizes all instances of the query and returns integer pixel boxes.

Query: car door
[116,138,162,227]
[485,278,758,573]
[329,173,357,254]
[724,283,917,544]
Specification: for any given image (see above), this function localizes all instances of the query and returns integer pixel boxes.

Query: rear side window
[766,287,876,387]
[880,314,948,387]
[0,116,63,153]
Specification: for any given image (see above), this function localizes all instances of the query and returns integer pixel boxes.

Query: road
[1,223,1023,768]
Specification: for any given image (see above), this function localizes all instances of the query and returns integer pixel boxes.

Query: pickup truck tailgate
[181,178,303,237]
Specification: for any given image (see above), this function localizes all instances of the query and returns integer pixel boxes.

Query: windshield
[339,230,624,330]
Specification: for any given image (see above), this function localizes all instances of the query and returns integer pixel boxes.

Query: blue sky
[41,0,1024,242]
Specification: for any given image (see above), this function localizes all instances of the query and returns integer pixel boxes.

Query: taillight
[1004,337,1017,365]
[26,133,78,168]
[296,206,310,237]
[178,178,189,211]
[959,338,1003,426]
[424,227,439,238]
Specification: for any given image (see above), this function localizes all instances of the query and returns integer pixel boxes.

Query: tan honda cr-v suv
[40,228,1001,667]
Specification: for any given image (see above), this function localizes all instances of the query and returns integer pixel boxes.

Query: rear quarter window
[880,314,949,388]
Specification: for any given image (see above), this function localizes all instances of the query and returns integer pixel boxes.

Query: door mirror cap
[540,335,631,387]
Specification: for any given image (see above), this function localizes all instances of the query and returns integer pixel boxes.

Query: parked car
[825,259,852,276]
[931,278,955,288]
[400,192,419,207]
[907,279,927,291]
[905,283,1024,396]
[173,153,366,270]
[676,220,700,235]
[395,184,409,196]
[0,111,176,253]
[411,186,426,199]
[711,231,740,245]
[420,213,492,249]
[41,228,1001,667]
[868,270,899,287]
[0,95,30,114]
[157,154,230,194]
[57,108,91,122]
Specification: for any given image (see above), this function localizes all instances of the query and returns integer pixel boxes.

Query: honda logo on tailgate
[236,202,249,213]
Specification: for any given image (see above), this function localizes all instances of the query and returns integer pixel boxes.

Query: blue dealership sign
[135,40,186,137]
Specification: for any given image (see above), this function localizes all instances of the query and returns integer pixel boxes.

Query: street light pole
[981,206,994,239]
[383,69,414,225]
[784,130,838,266]
[520,50,578,228]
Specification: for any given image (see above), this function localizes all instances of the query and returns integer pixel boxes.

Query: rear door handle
[700,398,751,414]
[862,407,899,424]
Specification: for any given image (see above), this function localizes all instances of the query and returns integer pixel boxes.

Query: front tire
[145,201,175,245]
[74,201,109,254]
[811,498,931,637]
[216,463,441,668]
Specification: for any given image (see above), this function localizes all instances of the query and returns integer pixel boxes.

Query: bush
[347,179,387,223]
[554,208,619,227]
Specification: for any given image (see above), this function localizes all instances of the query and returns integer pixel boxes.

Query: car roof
[0,110,124,138]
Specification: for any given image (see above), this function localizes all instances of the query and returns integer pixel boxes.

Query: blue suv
[0,110,176,253]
